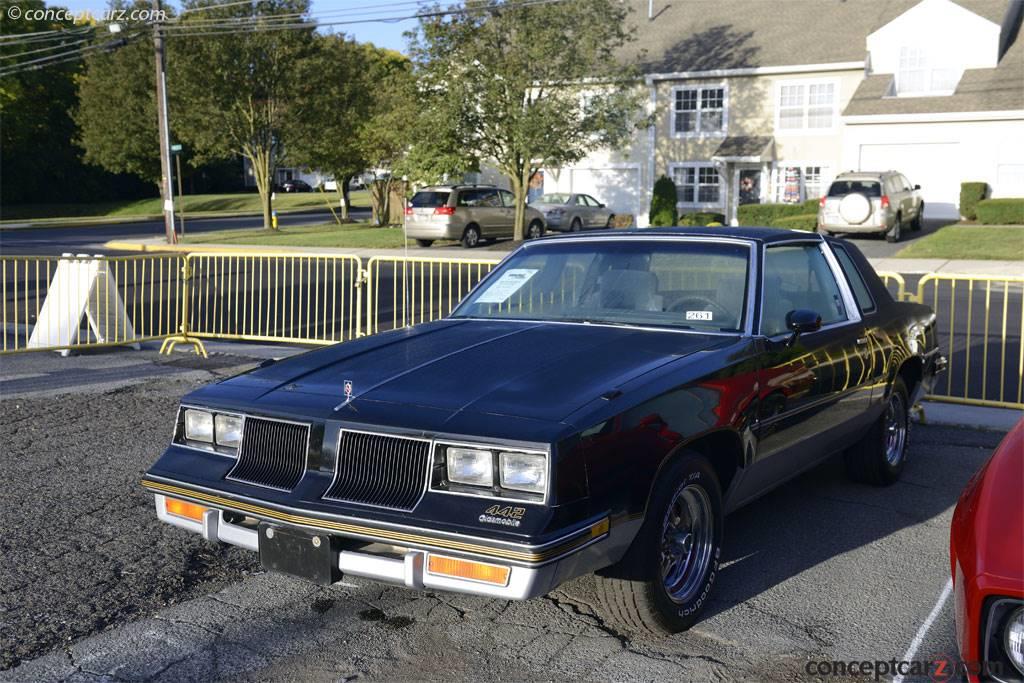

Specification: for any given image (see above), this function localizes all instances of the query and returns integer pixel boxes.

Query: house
[544,0,1024,225]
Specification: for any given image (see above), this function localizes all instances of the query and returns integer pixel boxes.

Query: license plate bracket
[258,523,338,586]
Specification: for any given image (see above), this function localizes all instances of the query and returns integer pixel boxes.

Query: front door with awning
[711,136,775,224]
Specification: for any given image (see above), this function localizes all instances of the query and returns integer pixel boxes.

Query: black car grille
[323,431,430,511]
[226,417,310,491]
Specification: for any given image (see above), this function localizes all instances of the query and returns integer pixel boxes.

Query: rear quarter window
[832,245,875,313]
[411,191,450,208]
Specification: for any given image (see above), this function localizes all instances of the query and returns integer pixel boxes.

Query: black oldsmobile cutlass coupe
[144,227,944,633]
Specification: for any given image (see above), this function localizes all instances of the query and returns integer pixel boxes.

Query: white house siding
[841,115,1024,219]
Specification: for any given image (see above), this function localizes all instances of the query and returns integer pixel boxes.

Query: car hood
[214,319,728,425]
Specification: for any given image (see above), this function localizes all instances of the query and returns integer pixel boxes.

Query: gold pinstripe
[142,479,606,564]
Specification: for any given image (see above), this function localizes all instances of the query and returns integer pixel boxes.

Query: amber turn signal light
[427,554,510,586]
[165,498,207,522]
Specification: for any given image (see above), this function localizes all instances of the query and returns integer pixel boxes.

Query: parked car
[404,185,546,248]
[529,192,615,232]
[143,227,943,634]
[280,179,312,193]
[818,171,924,242]
[950,419,1023,682]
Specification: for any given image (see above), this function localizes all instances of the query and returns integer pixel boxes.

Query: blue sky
[59,0,417,52]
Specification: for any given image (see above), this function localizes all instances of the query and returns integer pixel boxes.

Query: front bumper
[149,483,627,600]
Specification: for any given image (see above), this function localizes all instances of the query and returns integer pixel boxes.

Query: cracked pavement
[0,348,1009,681]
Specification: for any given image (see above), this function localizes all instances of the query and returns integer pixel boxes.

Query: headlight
[446,447,494,487]
[1006,606,1024,675]
[215,414,243,448]
[499,451,547,494]
[184,409,213,442]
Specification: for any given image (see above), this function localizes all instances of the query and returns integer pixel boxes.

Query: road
[0,347,1005,682]
[0,209,364,256]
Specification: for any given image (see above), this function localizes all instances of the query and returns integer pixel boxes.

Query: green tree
[649,175,678,226]
[169,0,317,230]
[408,0,643,240]
[74,35,160,186]
[287,36,376,221]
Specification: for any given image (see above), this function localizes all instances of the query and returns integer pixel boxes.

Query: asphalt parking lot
[0,347,1012,682]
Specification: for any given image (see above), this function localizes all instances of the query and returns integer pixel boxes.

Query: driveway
[830,218,948,259]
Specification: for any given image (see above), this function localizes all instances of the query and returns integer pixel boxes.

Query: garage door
[857,143,959,219]
[570,167,642,222]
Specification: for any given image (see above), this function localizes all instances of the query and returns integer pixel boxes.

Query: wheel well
[463,223,480,236]
[683,430,742,493]
[897,356,923,399]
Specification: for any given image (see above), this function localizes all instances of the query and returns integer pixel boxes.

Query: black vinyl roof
[546,226,822,243]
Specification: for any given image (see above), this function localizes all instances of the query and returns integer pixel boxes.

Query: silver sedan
[529,193,615,232]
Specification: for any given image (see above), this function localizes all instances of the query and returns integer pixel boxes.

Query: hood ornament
[334,379,355,411]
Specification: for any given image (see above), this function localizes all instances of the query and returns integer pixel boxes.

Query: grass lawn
[179,222,457,249]
[894,224,1024,260]
[1,190,369,222]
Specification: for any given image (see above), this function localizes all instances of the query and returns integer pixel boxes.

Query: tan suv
[404,185,547,248]
[817,171,924,243]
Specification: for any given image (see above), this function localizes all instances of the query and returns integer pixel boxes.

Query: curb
[0,206,361,231]
[916,400,1021,432]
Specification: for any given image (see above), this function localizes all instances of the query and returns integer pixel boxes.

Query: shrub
[678,211,725,226]
[773,214,818,232]
[737,201,816,225]
[975,198,1024,225]
[610,213,635,228]
[959,182,988,220]
[649,175,678,226]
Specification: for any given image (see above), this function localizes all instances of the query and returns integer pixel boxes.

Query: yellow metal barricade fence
[3,252,1021,411]
[363,255,502,335]
[166,253,364,355]
[907,273,1024,409]
[1,254,184,354]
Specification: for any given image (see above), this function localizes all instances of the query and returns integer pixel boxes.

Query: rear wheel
[461,224,481,248]
[570,218,582,232]
[526,220,545,240]
[594,452,723,634]
[885,214,902,243]
[845,377,909,485]
[415,239,433,248]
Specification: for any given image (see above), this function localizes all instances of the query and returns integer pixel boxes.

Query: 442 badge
[479,505,526,528]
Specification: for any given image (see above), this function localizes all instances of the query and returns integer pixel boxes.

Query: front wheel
[415,239,433,248]
[911,204,924,231]
[594,452,723,634]
[844,377,909,485]
[606,215,616,228]
[526,220,545,240]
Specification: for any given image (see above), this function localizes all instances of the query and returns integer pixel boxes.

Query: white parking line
[892,578,953,683]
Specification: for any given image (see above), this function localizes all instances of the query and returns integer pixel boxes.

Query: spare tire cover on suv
[839,193,871,224]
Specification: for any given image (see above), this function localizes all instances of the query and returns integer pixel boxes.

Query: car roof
[538,226,822,244]
[833,171,893,180]
[417,184,498,191]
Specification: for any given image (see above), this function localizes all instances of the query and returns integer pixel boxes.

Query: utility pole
[152,0,177,244]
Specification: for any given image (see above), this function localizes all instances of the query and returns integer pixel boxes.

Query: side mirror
[598,203,606,208]
[914,184,921,190]
[785,309,821,347]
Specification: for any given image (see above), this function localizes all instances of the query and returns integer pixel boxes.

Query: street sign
[170,144,182,153]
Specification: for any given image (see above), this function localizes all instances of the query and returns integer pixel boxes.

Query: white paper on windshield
[475,269,538,303]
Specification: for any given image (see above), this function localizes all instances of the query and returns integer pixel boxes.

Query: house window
[897,47,959,95]
[776,165,829,203]
[673,86,726,136]
[671,164,722,205]
[777,82,835,131]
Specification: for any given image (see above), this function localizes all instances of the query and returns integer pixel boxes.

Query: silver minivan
[817,171,924,243]
[404,185,547,248]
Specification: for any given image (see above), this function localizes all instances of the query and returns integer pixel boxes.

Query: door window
[832,245,876,314]
[583,195,602,207]
[499,190,516,208]
[761,244,848,336]
[574,195,589,206]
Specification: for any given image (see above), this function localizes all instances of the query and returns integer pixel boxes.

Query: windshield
[535,193,571,204]
[451,240,750,332]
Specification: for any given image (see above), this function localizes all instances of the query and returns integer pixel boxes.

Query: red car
[950,419,1024,682]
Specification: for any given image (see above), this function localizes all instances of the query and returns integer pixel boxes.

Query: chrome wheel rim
[660,483,714,604]
[884,392,907,465]
[529,223,542,238]
[465,230,479,247]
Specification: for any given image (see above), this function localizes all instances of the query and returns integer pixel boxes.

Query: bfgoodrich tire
[844,377,910,486]
[594,452,723,634]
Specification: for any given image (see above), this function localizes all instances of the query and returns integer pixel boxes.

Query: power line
[0,33,142,77]
[0,36,92,61]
